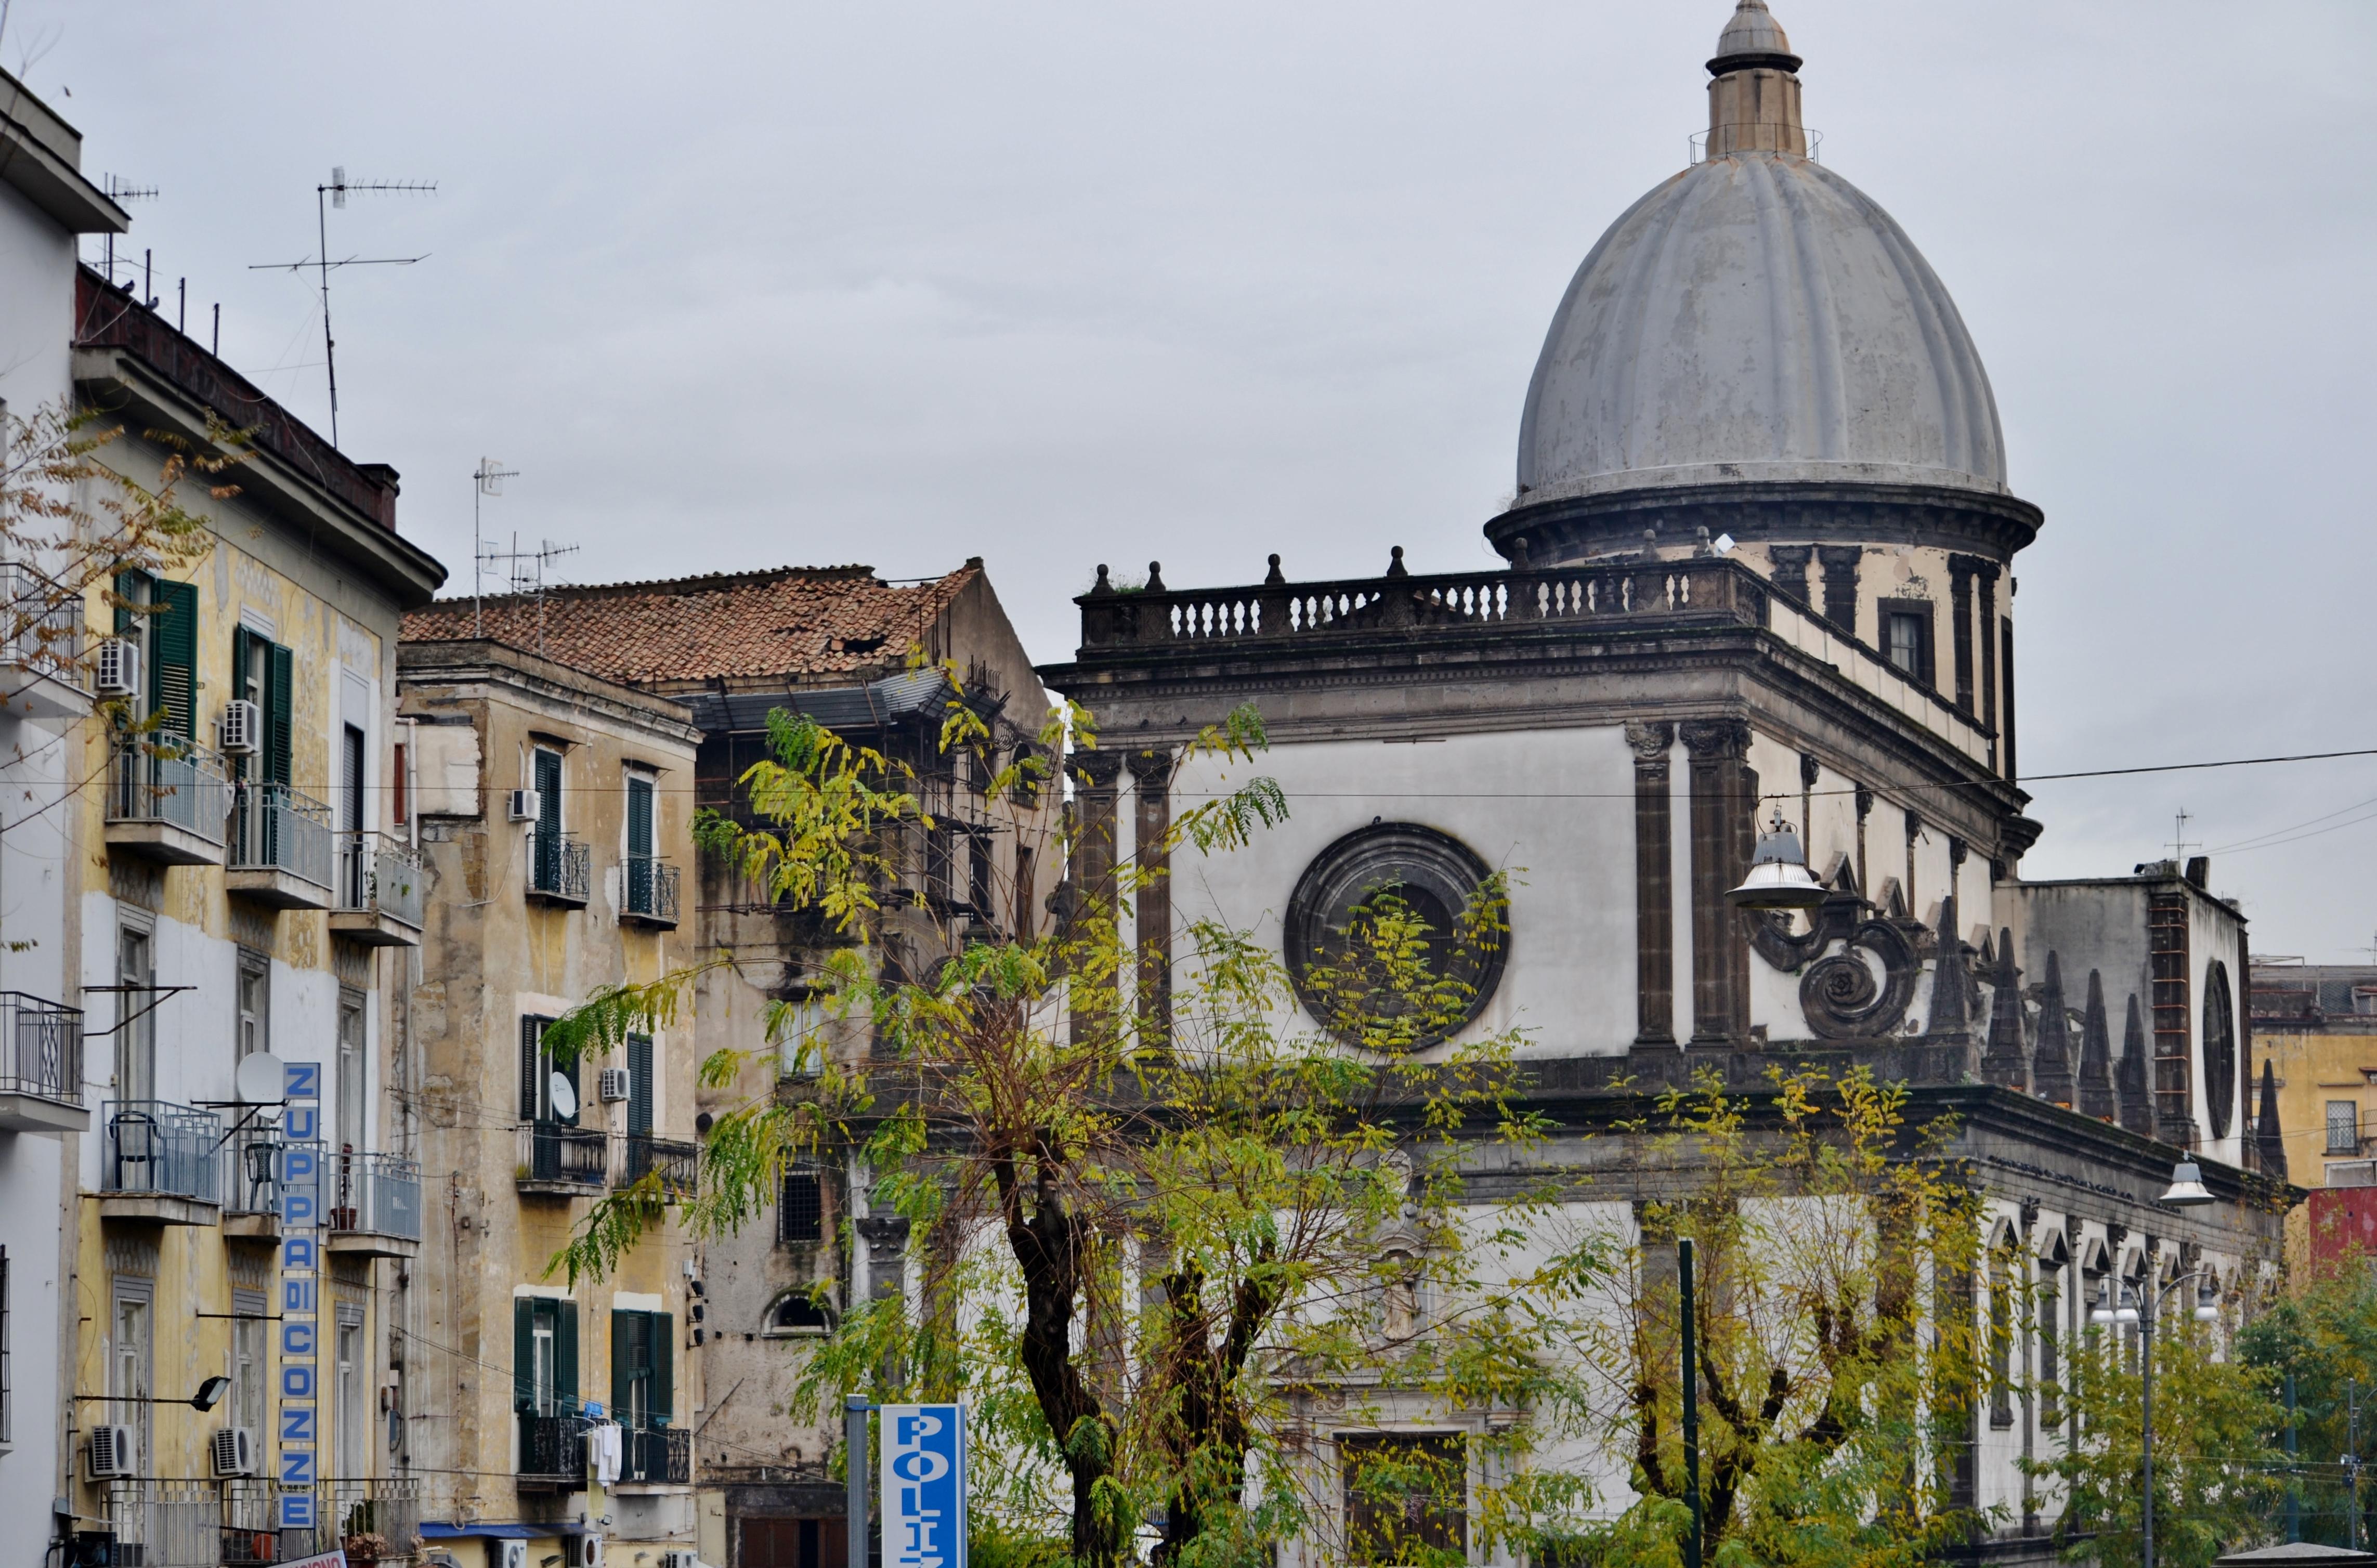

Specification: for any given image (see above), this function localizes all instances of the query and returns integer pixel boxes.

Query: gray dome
[1516,151,2008,503]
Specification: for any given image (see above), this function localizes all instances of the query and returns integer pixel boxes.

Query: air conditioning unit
[95,637,142,698]
[507,788,542,823]
[219,698,260,755]
[85,1422,136,1480]
[208,1425,255,1478]
[489,1541,529,1568]
[597,1068,631,1104]
[565,1538,605,1568]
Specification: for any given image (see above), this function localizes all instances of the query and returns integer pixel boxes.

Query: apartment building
[2252,960,2377,1186]
[0,65,133,1560]
[395,635,704,1560]
[66,260,446,1565]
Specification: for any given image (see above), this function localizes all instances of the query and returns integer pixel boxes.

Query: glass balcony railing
[329,1149,422,1240]
[102,1100,221,1202]
[337,830,424,929]
[106,730,229,843]
[0,991,82,1105]
[528,832,591,906]
[623,853,681,927]
[517,1121,608,1188]
[230,782,333,888]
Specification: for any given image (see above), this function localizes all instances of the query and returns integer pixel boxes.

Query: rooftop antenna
[246,166,436,448]
[477,533,578,657]
[471,458,519,638]
[2168,807,2199,864]
[96,175,155,287]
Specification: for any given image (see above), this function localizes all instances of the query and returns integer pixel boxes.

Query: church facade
[1040,3,2295,1556]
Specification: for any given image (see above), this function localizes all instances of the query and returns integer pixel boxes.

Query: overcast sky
[14,2,2374,959]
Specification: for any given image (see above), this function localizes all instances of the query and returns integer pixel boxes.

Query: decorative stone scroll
[1747,886,1924,1041]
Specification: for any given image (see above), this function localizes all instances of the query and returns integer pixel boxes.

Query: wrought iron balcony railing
[230,781,334,888]
[0,558,84,705]
[528,831,591,906]
[623,1133,699,1199]
[102,1100,221,1201]
[0,990,82,1105]
[517,1121,609,1189]
[328,1149,423,1240]
[107,730,229,842]
[337,830,424,929]
[519,1412,589,1484]
[623,853,681,927]
[622,1422,693,1485]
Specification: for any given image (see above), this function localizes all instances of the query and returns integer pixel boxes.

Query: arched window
[763,1291,835,1338]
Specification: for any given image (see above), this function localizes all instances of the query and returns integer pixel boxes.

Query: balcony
[326,1149,423,1259]
[283,1475,425,1563]
[518,1412,589,1490]
[0,559,87,718]
[221,1125,288,1241]
[105,730,229,866]
[100,1100,220,1224]
[516,1120,609,1196]
[329,831,424,947]
[0,991,84,1133]
[623,853,681,929]
[99,1480,223,1568]
[623,1133,699,1200]
[621,1422,694,1486]
[527,831,591,908]
[226,782,333,909]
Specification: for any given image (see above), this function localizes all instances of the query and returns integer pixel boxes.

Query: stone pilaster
[1681,718,1752,1044]
[1128,750,1175,1046]
[1626,721,1677,1045]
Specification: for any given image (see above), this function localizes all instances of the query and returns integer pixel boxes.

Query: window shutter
[230,624,253,753]
[153,581,197,737]
[512,1298,534,1413]
[267,641,294,786]
[611,1309,633,1421]
[520,1016,544,1122]
[555,1301,579,1410]
[628,775,653,860]
[650,1312,673,1426]
[627,1033,654,1137]
[113,569,143,637]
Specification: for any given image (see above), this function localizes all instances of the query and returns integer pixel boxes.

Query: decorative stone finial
[1510,535,1531,570]
[2117,994,2154,1135]
[2078,969,2119,1121]
[2256,1059,2288,1180]
[1706,1,1807,158]
[1386,546,1409,579]
[1980,927,2027,1091]
[1145,560,1166,592]
[1091,564,1113,595]
[2032,951,2074,1107]
[1263,554,1285,586]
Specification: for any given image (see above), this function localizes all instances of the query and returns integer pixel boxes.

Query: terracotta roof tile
[400,563,978,686]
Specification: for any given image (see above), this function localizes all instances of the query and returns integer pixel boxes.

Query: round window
[1283,824,1507,1050]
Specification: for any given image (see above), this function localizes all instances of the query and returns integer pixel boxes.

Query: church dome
[1514,5,2006,505]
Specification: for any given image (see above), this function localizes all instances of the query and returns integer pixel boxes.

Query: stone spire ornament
[1925,896,1968,1034]
[2078,969,2118,1122]
[1980,927,2027,1091]
[2117,994,2155,1136]
[2256,1059,2288,1181]
[2032,951,2074,1106]
[1707,1,1808,158]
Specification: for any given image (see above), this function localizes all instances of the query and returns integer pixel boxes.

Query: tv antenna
[477,533,579,657]
[2168,807,2199,864]
[246,166,436,448]
[96,175,156,285]
[472,458,519,638]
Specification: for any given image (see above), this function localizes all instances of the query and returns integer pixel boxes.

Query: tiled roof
[400,563,978,685]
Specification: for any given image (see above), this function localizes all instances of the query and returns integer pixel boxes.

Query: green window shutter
[113,569,146,637]
[229,626,253,776]
[626,1033,654,1137]
[266,640,294,786]
[627,775,654,859]
[611,1309,633,1419]
[556,1301,579,1410]
[513,1298,534,1413]
[520,1016,544,1122]
[152,581,197,738]
[650,1312,674,1426]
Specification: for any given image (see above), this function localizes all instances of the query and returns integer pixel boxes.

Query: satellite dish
[547,1072,578,1121]
[234,1052,288,1105]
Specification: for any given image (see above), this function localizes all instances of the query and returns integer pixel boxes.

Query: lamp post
[2087,1158,2222,1568]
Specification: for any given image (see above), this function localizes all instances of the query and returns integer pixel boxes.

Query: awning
[419,1521,585,1539]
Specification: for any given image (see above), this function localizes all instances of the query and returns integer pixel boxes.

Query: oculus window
[1284,824,1506,1051]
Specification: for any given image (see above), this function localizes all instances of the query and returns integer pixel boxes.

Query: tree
[541,686,1569,1568]
[1521,1066,1991,1568]
[2238,1252,2377,1549]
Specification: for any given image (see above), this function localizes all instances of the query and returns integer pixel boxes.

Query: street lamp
[74,1375,232,1412]
[2090,1264,2223,1568]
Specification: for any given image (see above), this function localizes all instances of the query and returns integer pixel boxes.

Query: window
[1988,1248,2015,1429]
[512,1297,577,1418]
[532,746,564,890]
[969,831,994,917]
[778,997,827,1079]
[2038,1269,2062,1430]
[229,626,294,787]
[236,949,271,1063]
[1341,1433,1467,1567]
[230,1289,266,1436]
[779,1165,824,1244]
[113,570,197,738]
[1878,599,1936,687]
[115,921,155,1103]
[610,1308,675,1431]
[765,1292,833,1337]
[336,1309,366,1476]
[627,1033,655,1140]
[519,1015,574,1125]
[739,1517,849,1568]
[336,989,367,1155]
[391,740,409,828]
[2330,1100,2360,1154]
[111,1279,153,1470]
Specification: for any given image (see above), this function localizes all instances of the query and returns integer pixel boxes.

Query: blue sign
[277,1063,323,1531]
[881,1404,967,1568]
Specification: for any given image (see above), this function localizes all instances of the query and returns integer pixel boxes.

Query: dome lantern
[1707,1,1806,159]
